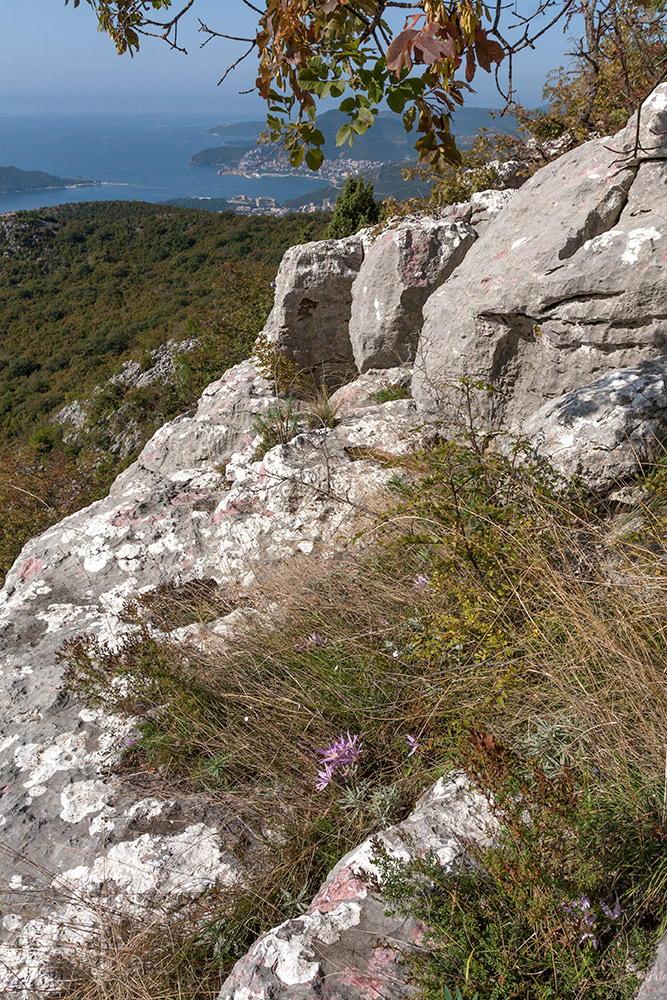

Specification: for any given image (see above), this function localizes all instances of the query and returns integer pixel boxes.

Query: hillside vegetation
[62,428,667,1000]
[0,201,328,580]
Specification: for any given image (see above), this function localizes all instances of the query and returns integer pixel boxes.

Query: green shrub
[325,177,381,239]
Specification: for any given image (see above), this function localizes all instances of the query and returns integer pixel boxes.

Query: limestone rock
[0,360,431,995]
[219,774,496,1000]
[261,236,363,373]
[516,357,667,492]
[349,218,476,372]
[330,366,412,414]
[413,85,667,429]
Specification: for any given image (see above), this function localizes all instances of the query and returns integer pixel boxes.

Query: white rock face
[516,357,667,491]
[413,85,667,431]
[348,217,476,372]
[261,236,364,373]
[219,774,497,1000]
[0,360,431,996]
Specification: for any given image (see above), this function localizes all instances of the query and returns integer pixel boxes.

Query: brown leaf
[474,28,504,72]
[386,28,417,75]
[466,46,476,83]
[468,728,497,752]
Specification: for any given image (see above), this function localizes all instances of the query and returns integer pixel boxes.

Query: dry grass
[59,442,667,997]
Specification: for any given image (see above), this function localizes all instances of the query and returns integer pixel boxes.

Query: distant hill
[283,162,436,210]
[195,106,517,169]
[190,144,255,168]
[0,165,96,195]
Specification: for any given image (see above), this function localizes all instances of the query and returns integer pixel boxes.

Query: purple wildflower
[406,735,420,757]
[563,893,621,950]
[601,897,622,921]
[315,762,334,790]
[296,633,328,651]
[412,574,430,590]
[316,730,363,790]
[125,739,137,748]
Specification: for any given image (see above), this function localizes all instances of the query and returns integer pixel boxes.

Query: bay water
[0,112,324,213]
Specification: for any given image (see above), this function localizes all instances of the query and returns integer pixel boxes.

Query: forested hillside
[0,201,328,580]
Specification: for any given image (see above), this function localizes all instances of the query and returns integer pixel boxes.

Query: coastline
[0,179,101,196]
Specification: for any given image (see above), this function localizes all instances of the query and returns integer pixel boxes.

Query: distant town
[226,193,337,216]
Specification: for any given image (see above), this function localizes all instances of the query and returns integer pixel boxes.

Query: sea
[0,112,325,214]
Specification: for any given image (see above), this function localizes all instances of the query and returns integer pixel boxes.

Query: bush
[325,177,381,239]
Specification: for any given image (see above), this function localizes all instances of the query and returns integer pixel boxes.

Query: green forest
[0,201,328,580]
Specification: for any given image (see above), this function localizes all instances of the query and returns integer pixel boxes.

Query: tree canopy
[66,1,578,171]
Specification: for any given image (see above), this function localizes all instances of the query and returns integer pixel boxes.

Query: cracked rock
[412,84,667,429]
[515,356,667,492]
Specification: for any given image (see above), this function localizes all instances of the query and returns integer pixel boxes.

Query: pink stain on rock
[337,945,402,997]
[108,508,141,528]
[170,492,207,507]
[309,865,367,915]
[411,919,430,947]
[18,558,44,583]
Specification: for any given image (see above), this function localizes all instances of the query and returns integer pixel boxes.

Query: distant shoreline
[0,178,101,196]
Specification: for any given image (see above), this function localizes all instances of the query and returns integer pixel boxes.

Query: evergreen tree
[325,177,381,239]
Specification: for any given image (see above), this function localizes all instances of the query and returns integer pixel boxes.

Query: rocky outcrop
[219,774,496,1000]
[6,86,667,997]
[348,217,476,372]
[262,195,508,380]
[262,236,364,375]
[0,360,429,996]
[53,338,197,459]
[412,86,667,430]
[516,357,667,491]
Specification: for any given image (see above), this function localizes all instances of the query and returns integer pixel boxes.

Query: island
[0,166,99,196]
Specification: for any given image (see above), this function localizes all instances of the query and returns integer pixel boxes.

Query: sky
[0,1,580,119]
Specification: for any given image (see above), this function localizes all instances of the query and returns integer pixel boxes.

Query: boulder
[348,218,476,372]
[219,774,496,1000]
[261,236,363,374]
[516,357,667,492]
[413,85,667,429]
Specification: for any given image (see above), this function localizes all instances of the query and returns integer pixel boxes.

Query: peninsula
[0,165,99,196]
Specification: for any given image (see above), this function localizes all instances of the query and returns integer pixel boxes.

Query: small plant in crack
[253,401,300,459]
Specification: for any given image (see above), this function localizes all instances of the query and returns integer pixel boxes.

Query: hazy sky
[1,1,579,118]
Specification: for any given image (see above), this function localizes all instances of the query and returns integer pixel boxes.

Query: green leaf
[290,146,305,168]
[297,68,320,89]
[403,105,417,131]
[339,97,356,113]
[356,106,375,126]
[336,123,353,146]
[386,90,406,113]
[305,148,324,171]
